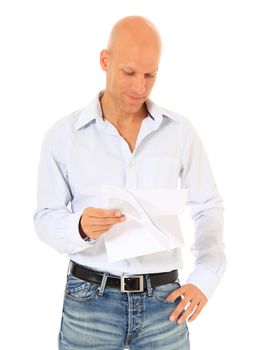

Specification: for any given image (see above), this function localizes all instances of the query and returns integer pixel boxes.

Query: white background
[0,0,255,349]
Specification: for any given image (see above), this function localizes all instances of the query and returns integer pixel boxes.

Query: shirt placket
[119,140,138,190]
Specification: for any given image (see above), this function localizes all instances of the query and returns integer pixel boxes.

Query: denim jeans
[58,269,190,349]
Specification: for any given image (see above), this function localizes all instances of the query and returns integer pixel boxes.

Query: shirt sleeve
[33,125,95,254]
[180,119,226,299]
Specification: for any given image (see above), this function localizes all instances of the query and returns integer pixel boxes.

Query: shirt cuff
[67,211,96,253]
[185,264,220,300]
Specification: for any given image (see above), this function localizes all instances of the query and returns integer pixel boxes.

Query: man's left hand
[166,284,208,324]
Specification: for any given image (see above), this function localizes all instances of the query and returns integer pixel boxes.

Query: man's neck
[100,92,148,128]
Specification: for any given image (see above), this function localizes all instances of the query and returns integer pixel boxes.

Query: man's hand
[166,284,208,324]
[79,207,126,240]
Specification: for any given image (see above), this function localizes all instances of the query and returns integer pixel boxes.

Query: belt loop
[98,272,109,296]
[145,275,153,296]
[67,260,72,276]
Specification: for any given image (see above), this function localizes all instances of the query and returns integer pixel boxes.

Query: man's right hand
[79,207,126,240]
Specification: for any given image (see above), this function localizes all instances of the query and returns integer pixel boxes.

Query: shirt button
[128,159,134,167]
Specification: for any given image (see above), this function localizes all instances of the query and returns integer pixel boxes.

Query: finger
[167,286,185,302]
[86,208,123,218]
[87,224,114,232]
[177,302,198,324]
[88,216,126,225]
[169,297,190,322]
[188,301,206,322]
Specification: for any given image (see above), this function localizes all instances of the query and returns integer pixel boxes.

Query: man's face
[101,44,160,114]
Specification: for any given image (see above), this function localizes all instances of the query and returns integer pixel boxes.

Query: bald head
[100,16,162,117]
[107,16,162,57]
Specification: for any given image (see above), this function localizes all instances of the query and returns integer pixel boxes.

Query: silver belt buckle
[120,275,144,293]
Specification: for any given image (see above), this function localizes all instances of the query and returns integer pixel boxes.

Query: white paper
[101,185,188,262]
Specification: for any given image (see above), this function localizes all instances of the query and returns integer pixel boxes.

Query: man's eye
[145,74,156,79]
[124,71,135,76]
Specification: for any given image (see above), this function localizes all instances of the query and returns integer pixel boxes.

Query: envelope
[101,185,188,262]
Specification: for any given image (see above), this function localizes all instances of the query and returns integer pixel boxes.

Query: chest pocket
[138,156,181,188]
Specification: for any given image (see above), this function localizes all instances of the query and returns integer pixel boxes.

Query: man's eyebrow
[121,66,135,71]
[121,66,159,74]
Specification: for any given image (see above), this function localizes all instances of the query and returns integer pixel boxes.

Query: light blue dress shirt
[33,92,226,299]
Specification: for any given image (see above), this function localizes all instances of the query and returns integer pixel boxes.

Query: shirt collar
[75,92,104,131]
[75,91,178,131]
[145,99,178,124]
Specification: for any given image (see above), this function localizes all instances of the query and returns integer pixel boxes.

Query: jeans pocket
[152,281,181,304]
[64,274,99,302]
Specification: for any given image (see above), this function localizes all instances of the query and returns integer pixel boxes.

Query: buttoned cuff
[185,264,220,300]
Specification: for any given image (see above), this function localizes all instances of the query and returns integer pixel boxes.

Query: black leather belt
[69,260,178,293]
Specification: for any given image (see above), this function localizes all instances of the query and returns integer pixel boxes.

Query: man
[34,16,225,350]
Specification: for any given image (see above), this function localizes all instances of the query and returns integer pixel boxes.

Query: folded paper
[101,185,188,262]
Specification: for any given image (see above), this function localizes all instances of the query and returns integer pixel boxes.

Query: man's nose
[132,75,146,95]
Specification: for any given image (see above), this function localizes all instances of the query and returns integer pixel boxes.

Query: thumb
[166,286,184,302]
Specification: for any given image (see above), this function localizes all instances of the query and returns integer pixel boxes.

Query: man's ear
[100,49,109,71]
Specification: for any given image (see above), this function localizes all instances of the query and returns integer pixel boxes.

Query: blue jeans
[58,269,190,349]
